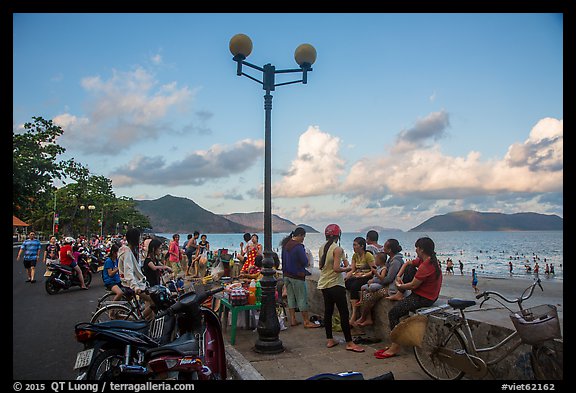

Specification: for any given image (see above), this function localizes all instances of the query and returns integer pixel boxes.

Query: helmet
[149,285,173,310]
[324,224,341,237]
[64,236,75,244]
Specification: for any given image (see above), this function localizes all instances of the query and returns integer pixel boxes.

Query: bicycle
[91,277,183,323]
[412,278,562,380]
[91,289,144,323]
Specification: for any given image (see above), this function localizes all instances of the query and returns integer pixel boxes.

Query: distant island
[358,225,403,233]
[409,210,563,232]
[135,195,319,234]
[135,196,562,234]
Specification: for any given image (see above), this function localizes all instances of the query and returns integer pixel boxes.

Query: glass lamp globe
[294,43,317,68]
[229,34,253,59]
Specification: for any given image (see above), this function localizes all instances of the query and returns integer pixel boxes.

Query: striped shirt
[20,239,42,260]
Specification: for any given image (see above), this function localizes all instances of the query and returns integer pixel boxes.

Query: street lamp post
[229,33,317,354]
[80,204,96,236]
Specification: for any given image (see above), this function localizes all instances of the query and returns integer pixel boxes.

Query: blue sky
[13,13,563,232]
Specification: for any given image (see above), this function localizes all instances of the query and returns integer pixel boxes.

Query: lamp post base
[253,251,284,354]
[253,339,285,354]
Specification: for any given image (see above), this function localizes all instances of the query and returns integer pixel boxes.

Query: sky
[12,12,564,232]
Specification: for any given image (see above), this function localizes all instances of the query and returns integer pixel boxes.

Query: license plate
[74,348,94,369]
[97,266,104,272]
[44,271,52,277]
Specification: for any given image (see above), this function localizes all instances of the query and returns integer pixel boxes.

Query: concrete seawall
[304,272,563,380]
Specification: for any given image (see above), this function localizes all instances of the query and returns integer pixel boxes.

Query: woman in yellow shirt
[317,224,365,353]
[344,237,376,326]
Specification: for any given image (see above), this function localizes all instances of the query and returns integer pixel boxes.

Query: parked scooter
[78,246,106,274]
[45,258,92,295]
[74,285,226,381]
[307,371,395,380]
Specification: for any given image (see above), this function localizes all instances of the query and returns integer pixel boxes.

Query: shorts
[46,258,59,265]
[105,282,122,291]
[284,276,309,311]
[186,252,195,267]
[23,259,37,269]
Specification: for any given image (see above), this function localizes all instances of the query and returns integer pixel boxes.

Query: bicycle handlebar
[475,278,542,304]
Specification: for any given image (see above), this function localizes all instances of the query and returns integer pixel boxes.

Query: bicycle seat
[448,299,476,310]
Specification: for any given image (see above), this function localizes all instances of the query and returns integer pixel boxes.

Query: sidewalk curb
[225,343,265,380]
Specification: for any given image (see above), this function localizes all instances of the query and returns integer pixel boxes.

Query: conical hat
[390,314,428,347]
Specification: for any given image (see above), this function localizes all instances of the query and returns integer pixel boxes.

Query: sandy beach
[435,272,563,332]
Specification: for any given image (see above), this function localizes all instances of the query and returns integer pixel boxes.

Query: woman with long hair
[317,224,365,353]
[118,228,154,320]
[344,236,376,326]
[375,236,442,359]
[143,238,172,287]
[240,234,262,275]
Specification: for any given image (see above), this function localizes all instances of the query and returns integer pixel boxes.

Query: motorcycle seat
[52,263,74,271]
[144,332,199,359]
[98,320,149,330]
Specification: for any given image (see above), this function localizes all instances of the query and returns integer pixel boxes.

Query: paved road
[13,246,109,380]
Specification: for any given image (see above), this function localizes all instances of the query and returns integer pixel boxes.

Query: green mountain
[409,210,563,232]
[222,213,319,233]
[135,195,318,234]
[135,195,252,234]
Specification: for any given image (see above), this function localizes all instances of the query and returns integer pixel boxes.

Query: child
[472,268,479,293]
[102,244,123,301]
[358,252,387,305]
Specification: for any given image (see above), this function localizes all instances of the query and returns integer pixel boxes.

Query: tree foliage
[13,116,151,237]
[13,116,87,217]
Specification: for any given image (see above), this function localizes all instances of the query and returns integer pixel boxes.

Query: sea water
[155,230,563,281]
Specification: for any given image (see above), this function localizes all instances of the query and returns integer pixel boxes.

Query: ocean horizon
[154,230,563,281]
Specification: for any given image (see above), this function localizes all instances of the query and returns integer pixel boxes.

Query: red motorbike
[45,258,92,295]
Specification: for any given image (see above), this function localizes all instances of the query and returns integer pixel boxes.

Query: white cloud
[505,117,563,172]
[151,54,162,65]
[53,66,194,155]
[342,116,563,198]
[272,115,563,231]
[272,126,345,197]
[110,139,264,187]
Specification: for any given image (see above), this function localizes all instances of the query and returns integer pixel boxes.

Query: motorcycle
[78,246,106,274]
[45,258,92,295]
[307,371,395,380]
[74,284,226,381]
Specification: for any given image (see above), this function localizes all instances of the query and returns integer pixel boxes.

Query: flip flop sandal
[374,347,390,357]
[326,340,340,348]
[375,352,397,359]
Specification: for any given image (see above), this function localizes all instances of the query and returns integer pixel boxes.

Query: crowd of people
[17,225,446,358]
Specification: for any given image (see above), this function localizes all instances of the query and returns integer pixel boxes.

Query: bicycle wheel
[96,292,117,308]
[414,321,467,380]
[90,304,139,323]
[531,340,563,380]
